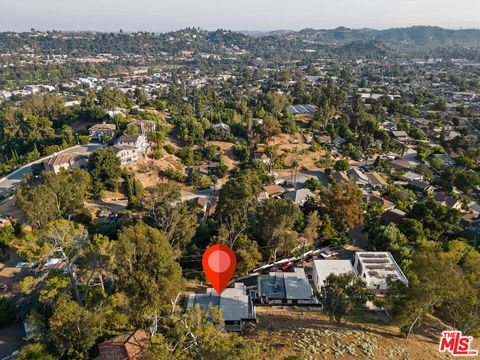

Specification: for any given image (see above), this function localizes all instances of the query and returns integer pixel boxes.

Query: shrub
[164,144,175,155]
[79,135,90,145]
[162,168,187,183]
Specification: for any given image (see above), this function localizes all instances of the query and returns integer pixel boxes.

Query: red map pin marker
[202,244,236,294]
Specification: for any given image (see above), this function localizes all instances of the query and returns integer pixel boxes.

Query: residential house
[408,180,435,193]
[89,123,116,140]
[115,134,148,150]
[366,172,388,190]
[312,260,355,293]
[434,192,463,210]
[212,122,231,132]
[263,184,285,198]
[388,159,418,172]
[113,134,149,165]
[254,268,318,305]
[348,167,369,187]
[128,119,156,136]
[370,196,396,211]
[431,154,455,167]
[390,130,415,145]
[315,134,332,144]
[96,329,148,360]
[353,252,408,295]
[254,153,271,165]
[187,283,257,331]
[381,208,405,225]
[190,164,214,176]
[331,171,350,183]
[43,153,87,174]
[401,171,423,182]
[284,188,313,205]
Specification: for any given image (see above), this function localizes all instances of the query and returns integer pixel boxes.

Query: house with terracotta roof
[96,329,148,360]
[263,184,285,197]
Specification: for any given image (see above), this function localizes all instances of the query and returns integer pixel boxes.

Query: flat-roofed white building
[353,252,408,294]
[312,260,355,293]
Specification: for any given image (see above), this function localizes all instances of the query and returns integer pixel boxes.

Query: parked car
[279,260,295,271]
[15,262,32,268]
[97,208,111,218]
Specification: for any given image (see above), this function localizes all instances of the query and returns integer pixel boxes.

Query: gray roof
[116,134,142,143]
[187,283,255,322]
[284,188,313,204]
[348,168,369,182]
[258,268,314,301]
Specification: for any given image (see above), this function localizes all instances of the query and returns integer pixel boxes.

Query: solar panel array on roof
[287,104,318,114]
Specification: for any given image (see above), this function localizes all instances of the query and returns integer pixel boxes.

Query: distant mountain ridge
[244,26,480,47]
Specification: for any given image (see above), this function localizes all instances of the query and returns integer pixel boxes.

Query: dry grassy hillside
[244,307,479,360]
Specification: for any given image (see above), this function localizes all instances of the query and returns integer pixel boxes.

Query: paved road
[0,322,25,359]
[0,143,104,197]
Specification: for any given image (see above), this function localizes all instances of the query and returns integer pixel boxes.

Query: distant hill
[249,26,480,48]
[0,26,478,60]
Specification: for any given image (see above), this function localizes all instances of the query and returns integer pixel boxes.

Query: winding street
[0,143,104,198]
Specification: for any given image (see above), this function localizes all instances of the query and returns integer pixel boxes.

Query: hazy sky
[1,0,480,32]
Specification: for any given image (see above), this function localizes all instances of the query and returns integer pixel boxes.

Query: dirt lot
[245,307,478,360]
[209,141,238,170]
[265,134,327,172]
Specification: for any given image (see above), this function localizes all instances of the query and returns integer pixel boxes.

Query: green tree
[264,91,289,119]
[257,115,281,142]
[18,220,88,305]
[176,116,205,145]
[140,183,198,250]
[334,159,349,171]
[123,171,143,209]
[16,344,55,360]
[88,148,122,195]
[304,210,320,244]
[216,170,262,247]
[455,171,480,194]
[368,224,411,264]
[0,224,14,255]
[16,169,90,227]
[304,177,319,192]
[387,249,464,337]
[232,234,261,275]
[320,273,373,324]
[252,198,302,260]
[398,218,425,243]
[144,305,258,360]
[406,200,461,241]
[113,223,183,330]
[317,182,363,232]
[49,294,104,359]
